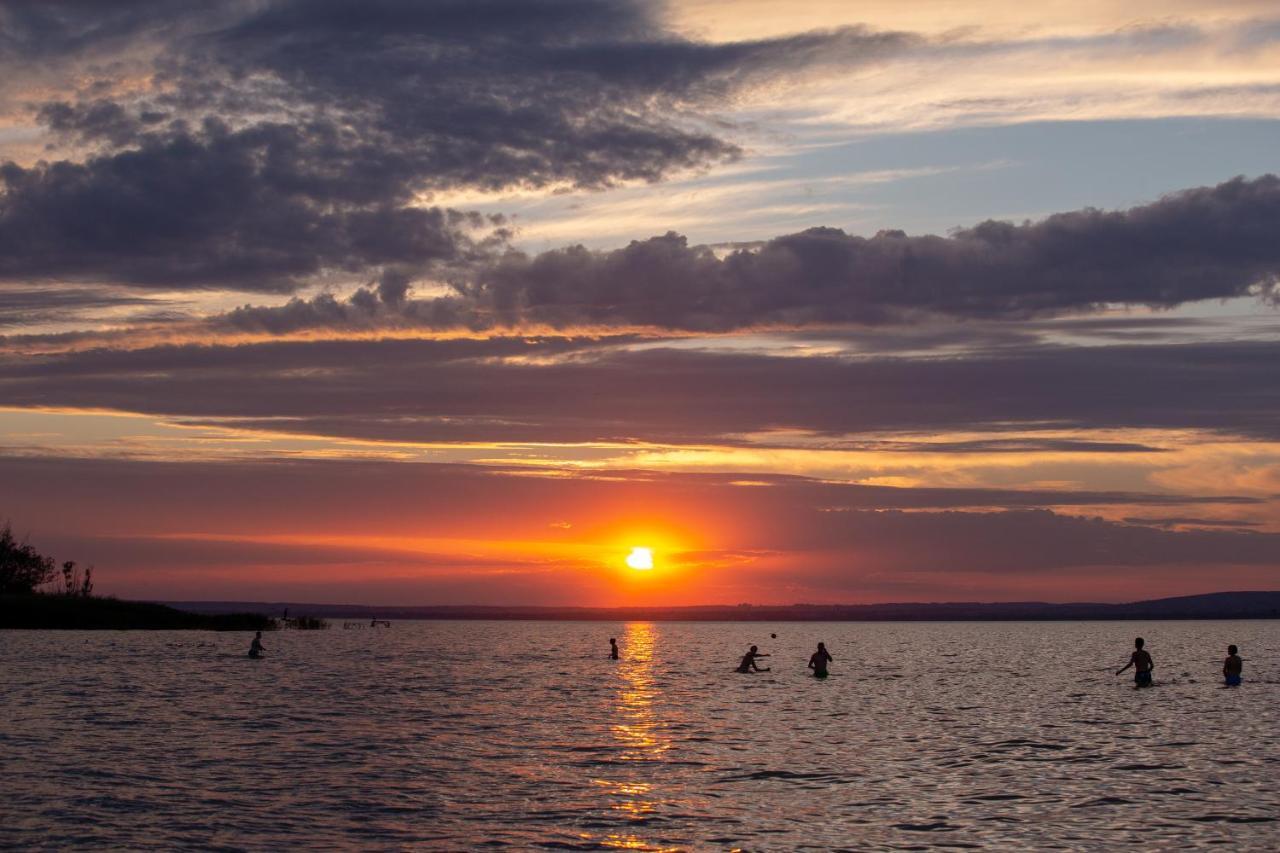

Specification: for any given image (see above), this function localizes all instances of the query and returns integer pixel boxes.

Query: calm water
[3,620,1279,850]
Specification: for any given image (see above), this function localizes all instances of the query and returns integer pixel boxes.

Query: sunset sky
[2,0,1279,605]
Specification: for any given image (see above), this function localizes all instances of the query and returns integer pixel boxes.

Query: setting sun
[625,547,654,570]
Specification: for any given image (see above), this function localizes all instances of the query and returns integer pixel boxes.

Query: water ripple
[2,620,1279,849]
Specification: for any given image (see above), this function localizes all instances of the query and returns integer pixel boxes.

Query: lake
[2,620,1278,849]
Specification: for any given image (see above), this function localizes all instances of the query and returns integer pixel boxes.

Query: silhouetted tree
[53,560,95,597]
[0,524,55,594]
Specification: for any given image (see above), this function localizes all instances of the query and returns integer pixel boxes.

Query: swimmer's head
[255,630,261,638]
[818,642,826,650]
[750,645,758,653]
[1134,637,1144,648]
[1228,644,1238,655]
[610,637,616,644]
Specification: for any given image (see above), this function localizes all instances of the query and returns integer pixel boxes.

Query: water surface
[3,620,1278,849]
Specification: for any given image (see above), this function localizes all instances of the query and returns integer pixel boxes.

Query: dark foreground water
[2,620,1278,850]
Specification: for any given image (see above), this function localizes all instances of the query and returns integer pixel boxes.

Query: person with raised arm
[736,644,770,673]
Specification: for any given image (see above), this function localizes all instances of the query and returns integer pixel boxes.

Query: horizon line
[156,590,1280,610]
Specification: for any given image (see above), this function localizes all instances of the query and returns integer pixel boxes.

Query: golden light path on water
[588,623,682,852]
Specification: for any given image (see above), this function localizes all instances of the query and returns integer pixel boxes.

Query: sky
[1,0,1279,606]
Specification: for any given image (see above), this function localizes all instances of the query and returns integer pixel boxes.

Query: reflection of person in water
[610,637,619,660]
[1116,637,1153,687]
[248,631,266,659]
[1223,644,1243,686]
[736,645,770,673]
[808,642,833,678]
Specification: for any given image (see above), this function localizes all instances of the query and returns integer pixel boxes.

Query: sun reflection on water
[590,622,684,852]
[612,622,668,759]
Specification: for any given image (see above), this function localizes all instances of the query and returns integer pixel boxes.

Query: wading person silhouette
[1224,644,1243,686]
[736,645,770,673]
[1116,637,1153,687]
[808,642,833,678]
[610,637,619,660]
[248,631,266,659]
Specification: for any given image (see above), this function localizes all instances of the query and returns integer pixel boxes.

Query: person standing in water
[808,642,833,678]
[609,637,619,660]
[1224,644,1243,686]
[736,645,770,673]
[248,631,266,659]
[1116,637,1154,687]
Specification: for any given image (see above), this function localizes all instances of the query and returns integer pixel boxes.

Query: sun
[625,546,654,570]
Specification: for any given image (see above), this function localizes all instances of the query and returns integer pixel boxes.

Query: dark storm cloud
[0,1,200,58]
[2,337,1279,444]
[219,282,475,333]
[0,0,913,290]
[92,172,1280,332]
[456,175,1280,330]
[191,0,902,191]
[0,129,499,289]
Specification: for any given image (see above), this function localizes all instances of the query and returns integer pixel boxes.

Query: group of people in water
[605,635,1247,686]
[730,642,832,677]
[246,629,1247,686]
[1114,637,1244,687]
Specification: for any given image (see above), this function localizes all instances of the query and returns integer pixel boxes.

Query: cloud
[0,285,157,327]
[3,337,1279,445]
[0,124,505,289]
[454,175,1280,330]
[1121,516,1260,529]
[0,454,1243,534]
[0,0,913,291]
[5,4,1279,319]
[29,172,1269,334]
[840,438,1170,454]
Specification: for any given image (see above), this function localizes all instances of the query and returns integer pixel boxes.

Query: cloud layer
[458,175,1280,329]
[4,336,1280,443]
[0,0,911,291]
[23,172,1270,338]
[4,3,1278,329]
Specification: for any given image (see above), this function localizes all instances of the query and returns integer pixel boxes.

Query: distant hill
[165,591,1280,622]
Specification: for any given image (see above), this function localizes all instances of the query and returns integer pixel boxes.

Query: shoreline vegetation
[0,594,278,631]
[1,521,332,630]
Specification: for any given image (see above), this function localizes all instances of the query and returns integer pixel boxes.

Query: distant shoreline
[0,595,275,631]
[166,591,1280,623]
[8,591,1277,630]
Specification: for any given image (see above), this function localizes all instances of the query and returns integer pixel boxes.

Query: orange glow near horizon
[115,526,719,604]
